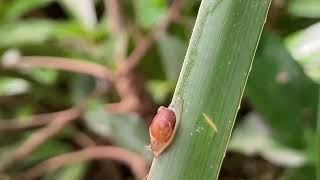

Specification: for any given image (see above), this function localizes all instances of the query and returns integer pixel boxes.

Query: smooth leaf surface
[148,0,271,179]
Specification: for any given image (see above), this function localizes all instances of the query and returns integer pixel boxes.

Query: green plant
[148,0,271,179]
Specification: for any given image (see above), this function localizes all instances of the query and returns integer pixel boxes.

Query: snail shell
[149,106,176,157]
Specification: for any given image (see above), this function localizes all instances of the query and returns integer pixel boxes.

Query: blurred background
[0,0,319,179]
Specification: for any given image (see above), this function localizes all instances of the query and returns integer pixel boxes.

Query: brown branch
[105,0,124,34]
[0,109,81,132]
[0,77,117,173]
[105,0,184,118]
[2,87,101,169]
[105,0,128,63]
[2,56,115,82]
[19,146,148,180]
[10,106,83,163]
[0,71,110,133]
[72,130,96,148]
[119,0,183,74]
[71,131,124,180]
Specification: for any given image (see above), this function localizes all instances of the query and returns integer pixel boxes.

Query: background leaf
[58,0,97,29]
[1,0,53,21]
[246,34,318,148]
[287,0,320,18]
[229,112,305,167]
[285,22,320,83]
[135,0,167,29]
[84,102,152,160]
[157,34,187,81]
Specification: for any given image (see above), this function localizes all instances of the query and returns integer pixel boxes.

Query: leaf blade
[148,0,271,179]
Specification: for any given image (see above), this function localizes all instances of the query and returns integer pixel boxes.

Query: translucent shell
[149,106,176,157]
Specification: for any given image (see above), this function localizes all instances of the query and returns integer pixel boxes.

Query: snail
[148,98,182,157]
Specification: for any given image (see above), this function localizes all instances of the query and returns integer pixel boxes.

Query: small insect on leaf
[202,113,218,133]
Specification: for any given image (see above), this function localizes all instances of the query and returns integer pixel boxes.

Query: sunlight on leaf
[285,22,320,83]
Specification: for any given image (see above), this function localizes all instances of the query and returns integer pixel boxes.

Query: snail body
[149,106,177,157]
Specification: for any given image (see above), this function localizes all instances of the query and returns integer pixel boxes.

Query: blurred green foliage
[0,0,319,179]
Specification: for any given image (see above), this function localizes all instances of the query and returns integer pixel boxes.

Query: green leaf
[146,80,175,104]
[23,140,71,167]
[28,69,58,85]
[229,113,305,167]
[70,75,96,104]
[0,20,109,62]
[0,20,55,48]
[44,163,88,180]
[135,0,167,29]
[157,34,187,81]
[287,0,320,18]
[0,20,103,48]
[285,22,320,83]
[58,0,97,29]
[84,103,152,160]
[282,165,316,180]
[148,0,271,179]
[246,34,318,148]
[1,0,53,21]
[0,77,30,96]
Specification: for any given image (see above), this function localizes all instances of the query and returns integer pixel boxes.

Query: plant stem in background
[148,0,271,179]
